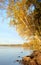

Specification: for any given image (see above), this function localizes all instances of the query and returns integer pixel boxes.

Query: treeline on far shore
[0,44,22,47]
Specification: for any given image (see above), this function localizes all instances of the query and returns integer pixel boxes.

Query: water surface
[0,46,32,65]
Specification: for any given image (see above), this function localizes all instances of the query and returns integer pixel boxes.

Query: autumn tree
[7,0,41,41]
[0,0,41,44]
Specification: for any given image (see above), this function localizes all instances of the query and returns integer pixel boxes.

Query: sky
[0,9,25,44]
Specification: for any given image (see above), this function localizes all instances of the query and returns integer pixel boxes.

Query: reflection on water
[0,46,33,65]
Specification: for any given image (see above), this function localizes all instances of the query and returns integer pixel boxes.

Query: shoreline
[22,50,41,65]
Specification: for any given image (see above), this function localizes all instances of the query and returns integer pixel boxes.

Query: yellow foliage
[23,37,41,50]
[7,0,41,50]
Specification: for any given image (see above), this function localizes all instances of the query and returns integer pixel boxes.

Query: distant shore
[0,44,23,47]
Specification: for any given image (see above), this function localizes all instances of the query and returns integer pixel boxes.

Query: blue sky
[0,9,25,44]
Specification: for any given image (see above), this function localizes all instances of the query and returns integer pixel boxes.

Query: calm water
[0,46,33,65]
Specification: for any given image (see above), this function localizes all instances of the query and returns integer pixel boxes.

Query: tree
[0,0,41,42]
[7,0,41,41]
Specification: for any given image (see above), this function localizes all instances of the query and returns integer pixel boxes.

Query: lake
[0,46,33,65]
